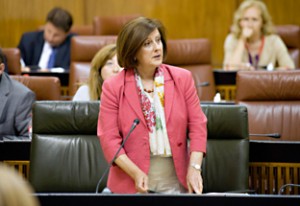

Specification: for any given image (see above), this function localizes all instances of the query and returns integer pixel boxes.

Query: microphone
[95,118,140,193]
[278,184,300,194]
[249,133,281,138]
[197,81,210,87]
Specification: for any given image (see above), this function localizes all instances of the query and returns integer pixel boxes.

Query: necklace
[245,36,265,69]
[143,88,154,93]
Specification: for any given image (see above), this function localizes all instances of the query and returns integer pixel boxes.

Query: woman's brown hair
[117,16,167,69]
[88,44,117,100]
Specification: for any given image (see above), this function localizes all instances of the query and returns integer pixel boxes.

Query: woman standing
[98,17,207,194]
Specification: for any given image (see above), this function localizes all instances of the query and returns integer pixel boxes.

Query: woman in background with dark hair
[98,17,207,194]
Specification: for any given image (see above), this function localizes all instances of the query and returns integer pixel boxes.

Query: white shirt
[38,42,53,69]
[72,85,91,101]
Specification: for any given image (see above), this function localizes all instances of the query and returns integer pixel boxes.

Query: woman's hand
[187,152,204,194]
[187,166,203,194]
[241,27,253,40]
[114,154,149,193]
[134,170,149,193]
[224,62,255,71]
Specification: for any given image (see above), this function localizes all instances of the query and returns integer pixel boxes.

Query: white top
[72,85,91,101]
[223,34,295,69]
[38,42,53,69]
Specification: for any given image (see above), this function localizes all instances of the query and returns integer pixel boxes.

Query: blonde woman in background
[0,163,40,206]
[73,44,122,101]
[223,0,295,70]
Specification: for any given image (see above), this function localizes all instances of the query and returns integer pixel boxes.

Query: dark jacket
[18,31,75,70]
[0,73,35,136]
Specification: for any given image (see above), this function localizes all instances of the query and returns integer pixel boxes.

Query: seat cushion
[29,135,108,192]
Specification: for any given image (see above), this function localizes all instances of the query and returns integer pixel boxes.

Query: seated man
[0,49,35,137]
[2,53,8,73]
[18,7,75,71]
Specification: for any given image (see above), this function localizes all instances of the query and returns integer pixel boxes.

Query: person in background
[223,0,295,71]
[98,17,207,194]
[73,44,122,101]
[0,49,35,137]
[18,7,75,71]
[0,163,40,206]
[0,50,9,73]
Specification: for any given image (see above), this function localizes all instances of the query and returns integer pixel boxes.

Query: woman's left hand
[186,166,203,194]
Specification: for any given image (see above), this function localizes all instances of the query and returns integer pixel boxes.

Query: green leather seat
[30,101,249,193]
[201,105,249,193]
[30,101,107,192]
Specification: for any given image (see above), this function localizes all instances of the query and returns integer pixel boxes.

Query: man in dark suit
[0,49,35,137]
[18,7,75,71]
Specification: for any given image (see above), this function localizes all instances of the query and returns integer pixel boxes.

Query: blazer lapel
[163,67,174,124]
[124,69,147,127]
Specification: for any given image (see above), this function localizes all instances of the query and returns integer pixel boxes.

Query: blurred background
[0,0,299,67]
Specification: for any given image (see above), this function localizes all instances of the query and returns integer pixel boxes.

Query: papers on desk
[0,136,31,142]
[203,192,250,196]
[50,67,65,73]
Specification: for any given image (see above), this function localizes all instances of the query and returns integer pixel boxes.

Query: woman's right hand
[134,170,149,193]
[241,27,253,40]
[115,154,149,193]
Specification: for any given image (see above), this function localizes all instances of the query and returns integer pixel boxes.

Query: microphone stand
[95,119,140,193]
[197,81,210,87]
[278,183,300,194]
[196,81,210,98]
[249,133,281,138]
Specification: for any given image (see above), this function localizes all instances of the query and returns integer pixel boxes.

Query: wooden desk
[0,136,31,178]
[250,141,300,163]
[22,70,70,97]
[0,137,31,161]
[35,193,300,206]
[22,70,69,86]
[201,101,235,105]
[249,141,300,195]
[213,70,237,85]
[2,138,300,195]
[213,70,237,100]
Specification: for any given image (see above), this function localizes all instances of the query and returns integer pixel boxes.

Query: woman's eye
[144,41,151,47]
[105,61,113,66]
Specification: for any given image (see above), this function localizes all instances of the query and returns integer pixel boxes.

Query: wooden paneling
[250,162,300,194]
[84,0,237,67]
[263,0,300,25]
[0,0,299,67]
[0,0,85,49]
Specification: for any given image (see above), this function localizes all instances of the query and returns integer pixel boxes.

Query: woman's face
[135,28,163,70]
[240,6,263,36]
[101,54,122,81]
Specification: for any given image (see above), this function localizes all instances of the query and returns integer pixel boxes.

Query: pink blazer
[97,64,207,193]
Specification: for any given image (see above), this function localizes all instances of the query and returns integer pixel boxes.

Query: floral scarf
[134,68,172,156]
